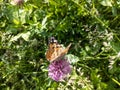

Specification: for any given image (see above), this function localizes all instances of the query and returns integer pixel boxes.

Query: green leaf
[21,32,31,41]
[10,32,30,41]
[65,54,79,64]
[41,16,47,30]
[112,6,117,16]
[111,41,120,52]
[100,0,112,6]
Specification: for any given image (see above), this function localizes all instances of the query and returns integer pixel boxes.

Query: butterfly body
[46,37,71,62]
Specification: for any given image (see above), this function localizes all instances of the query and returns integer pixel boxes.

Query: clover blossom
[48,59,71,81]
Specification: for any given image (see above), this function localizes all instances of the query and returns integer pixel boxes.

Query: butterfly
[46,37,71,62]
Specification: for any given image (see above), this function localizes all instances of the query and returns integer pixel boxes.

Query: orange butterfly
[46,37,71,62]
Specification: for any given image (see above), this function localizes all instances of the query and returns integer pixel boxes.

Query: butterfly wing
[58,43,71,57]
[49,43,71,62]
[46,43,57,61]
[46,37,71,62]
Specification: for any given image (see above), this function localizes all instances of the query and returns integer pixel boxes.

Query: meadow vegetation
[0,0,120,90]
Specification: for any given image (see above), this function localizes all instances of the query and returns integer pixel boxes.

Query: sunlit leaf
[65,54,79,64]
[21,32,30,41]
[41,16,47,30]
[13,19,20,25]
[10,32,30,41]
[100,0,112,6]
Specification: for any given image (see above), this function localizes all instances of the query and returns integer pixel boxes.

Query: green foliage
[0,0,120,90]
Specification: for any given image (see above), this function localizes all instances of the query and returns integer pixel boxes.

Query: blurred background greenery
[0,0,120,90]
